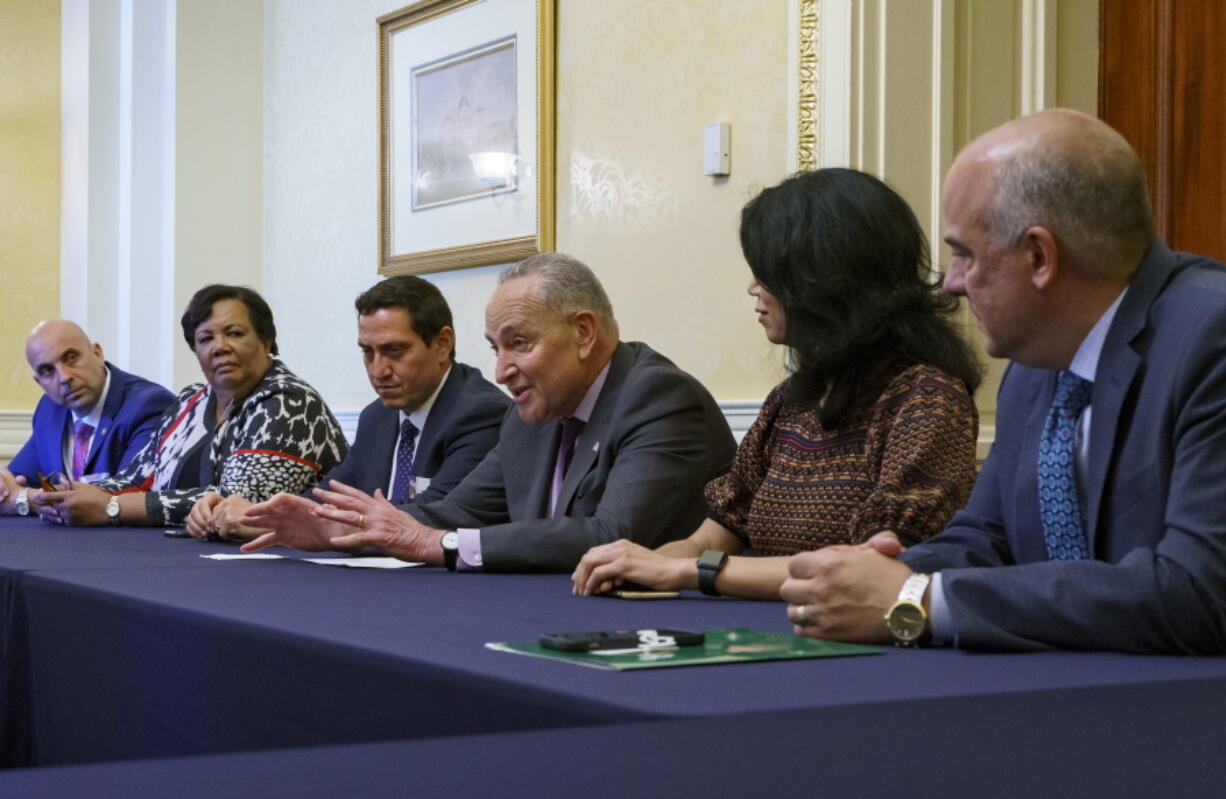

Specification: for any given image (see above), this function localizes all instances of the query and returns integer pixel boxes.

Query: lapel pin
[592,442,599,453]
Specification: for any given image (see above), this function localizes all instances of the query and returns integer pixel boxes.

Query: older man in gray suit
[244,253,735,572]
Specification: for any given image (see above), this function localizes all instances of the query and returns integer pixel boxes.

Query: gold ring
[357,513,366,529]
[793,603,808,626]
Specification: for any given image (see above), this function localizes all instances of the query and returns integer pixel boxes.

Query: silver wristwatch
[106,495,121,526]
[14,488,30,516]
[440,530,459,571]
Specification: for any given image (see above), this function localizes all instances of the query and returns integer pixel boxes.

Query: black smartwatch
[440,530,459,572]
[696,549,728,596]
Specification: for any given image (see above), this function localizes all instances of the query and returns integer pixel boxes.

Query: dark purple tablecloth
[3,681,1225,798]
[4,516,1226,791]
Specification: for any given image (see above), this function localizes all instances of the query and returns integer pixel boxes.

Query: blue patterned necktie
[390,418,419,504]
[1037,371,1093,560]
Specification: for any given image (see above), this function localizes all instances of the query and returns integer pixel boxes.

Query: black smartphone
[539,628,704,652]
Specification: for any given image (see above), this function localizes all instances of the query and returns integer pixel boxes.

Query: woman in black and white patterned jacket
[35,285,348,533]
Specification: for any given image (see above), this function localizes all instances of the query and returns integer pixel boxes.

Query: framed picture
[378,0,556,275]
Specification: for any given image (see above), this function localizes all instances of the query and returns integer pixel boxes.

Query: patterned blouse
[705,363,977,554]
[96,360,348,526]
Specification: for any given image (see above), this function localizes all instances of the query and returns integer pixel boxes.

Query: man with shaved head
[780,109,1226,653]
[0,321,174,517]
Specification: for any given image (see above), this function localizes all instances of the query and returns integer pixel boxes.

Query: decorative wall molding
[333,401,767,447]
[2,407,996,467]
[334,409,360,446]
[61,0,178,390]
[795,0,819,171]
[335,402,994,459]
[976,424,995,465]
[1019,0,1058,115]
[719,401,764,443]
[791,0,851,171]
[0,412,33,461]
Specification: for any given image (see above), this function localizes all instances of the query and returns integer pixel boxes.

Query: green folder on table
[486,627,881,671]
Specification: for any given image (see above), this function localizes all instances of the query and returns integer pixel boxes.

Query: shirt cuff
[928,572,957,647]
[456,528,484,572]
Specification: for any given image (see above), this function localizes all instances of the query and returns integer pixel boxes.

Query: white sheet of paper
[200,553,284,561]
[302,557,423,569]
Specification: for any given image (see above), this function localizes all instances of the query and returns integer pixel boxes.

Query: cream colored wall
[822,0,1098,450]
[0,0,1102,457]
[953,0,1099,439]
[259,0,1097,421]
[556,0,789,399]
[263,0,789,414]
[263,0,409,411]
[0,0,61,409]
[175,0,265,390]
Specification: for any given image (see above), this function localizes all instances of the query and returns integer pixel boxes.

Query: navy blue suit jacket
[8,363,174,483]
[318,362,508,505]
[902,242,1226,653]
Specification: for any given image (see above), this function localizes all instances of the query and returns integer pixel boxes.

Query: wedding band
[357,514,366,529]
[793,603,808,626]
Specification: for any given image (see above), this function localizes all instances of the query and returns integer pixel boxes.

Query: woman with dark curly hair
[34,284,348,536]
[573,168,981,600]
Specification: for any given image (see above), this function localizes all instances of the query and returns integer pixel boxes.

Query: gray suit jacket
[902,241,1226,653]
[407,341,736,572]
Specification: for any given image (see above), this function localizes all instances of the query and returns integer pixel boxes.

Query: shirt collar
[74,366,112,428]
[1068,288,1128,384]
[404,364,452,431]
[569,360,612,424]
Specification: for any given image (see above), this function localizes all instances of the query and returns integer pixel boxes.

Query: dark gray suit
[319,363,508,505]
[408,341,737,572]
[902,241,1226,653]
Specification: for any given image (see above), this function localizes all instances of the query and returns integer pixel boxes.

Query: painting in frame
[378,0,555,275]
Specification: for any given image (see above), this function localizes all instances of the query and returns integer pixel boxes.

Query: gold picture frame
[378,0,556,275]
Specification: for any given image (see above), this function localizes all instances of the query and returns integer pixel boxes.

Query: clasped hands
[186,493,266,540]
[1,467,74,523]
[780,530,919,644]
[239,480,445,566]
[571,539,691,596]
[29,482,111,526]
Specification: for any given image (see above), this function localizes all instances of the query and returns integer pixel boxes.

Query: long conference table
[2,516,1226,797]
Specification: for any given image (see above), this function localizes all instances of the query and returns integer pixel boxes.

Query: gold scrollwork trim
[797,0,819,172]
[537,0,557,253]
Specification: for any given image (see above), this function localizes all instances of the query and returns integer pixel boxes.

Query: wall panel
[0,0,61,410]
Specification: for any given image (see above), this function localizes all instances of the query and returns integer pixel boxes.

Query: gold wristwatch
[885,572,931,646]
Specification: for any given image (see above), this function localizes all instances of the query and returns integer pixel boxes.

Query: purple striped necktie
[549,417,585,517]
[71,420,95,480]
